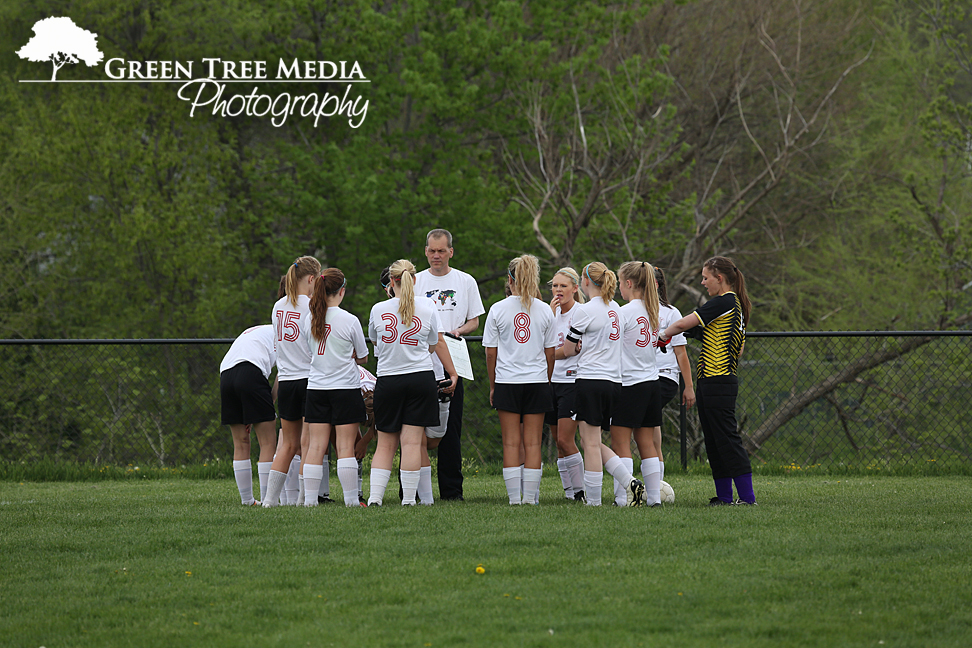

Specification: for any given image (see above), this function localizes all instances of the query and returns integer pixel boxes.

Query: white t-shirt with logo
[302,306,369,390]
[656,303,687,383]
[619,300,659,386]
[570,298,630,383]
[415,268,485,378]
[368,297,440,377]
[271,295,312,380]
[220,325,276,378]
[550,304,581,384]
[482,296,557,384]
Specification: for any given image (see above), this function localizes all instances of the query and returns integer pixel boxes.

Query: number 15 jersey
[368,297,440,377]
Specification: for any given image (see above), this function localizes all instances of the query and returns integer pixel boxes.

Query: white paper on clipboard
[442,334,474,381]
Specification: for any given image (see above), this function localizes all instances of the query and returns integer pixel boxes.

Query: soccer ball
[659,480,675,504]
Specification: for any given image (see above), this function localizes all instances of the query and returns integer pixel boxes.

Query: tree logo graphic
[16,17,104,81]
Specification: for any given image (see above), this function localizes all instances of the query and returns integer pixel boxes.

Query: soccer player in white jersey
[561,262,646,507]
[610,261,664,505]
[367,259,458,506]
[220,324,278,505]
[263,256,320,507]
[547,267,587,502]
[652,267,696,486]
[300,268,370,507]
[484,255,557,505]
[414,229,485,501]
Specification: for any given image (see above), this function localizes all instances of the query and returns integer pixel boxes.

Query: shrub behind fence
[1,333,969,471]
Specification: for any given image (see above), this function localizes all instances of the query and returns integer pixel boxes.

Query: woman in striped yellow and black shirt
[658,256,755,505]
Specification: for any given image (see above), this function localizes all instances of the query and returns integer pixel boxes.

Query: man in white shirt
[414,228,485,500]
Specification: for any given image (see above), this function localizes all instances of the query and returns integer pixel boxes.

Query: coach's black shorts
[277,378,308,422]
[658,376,679,406]
[220,361,276,426]
[544,382,576,426]
[611,380,662,429]
[373,371,439,434]
[304,388,367,426]
[573,379,621,429]
[493,382,553,415]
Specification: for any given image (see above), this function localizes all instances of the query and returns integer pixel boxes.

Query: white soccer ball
[659,480,675,504]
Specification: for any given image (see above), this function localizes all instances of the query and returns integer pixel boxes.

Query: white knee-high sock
[400,469,420,505]
[604,456,634,485]
[257,461,272,501]
[557,458,573,499]
[262,469,287,508]
[523,468,542,505]
[368,468,391,506]
[337,458,359,506]
[642,457,661,505]
[319,454,330,498]
[284,455,300,504]
[297,474,306,506]
[566,452,585,494]
[614,457,634,506]
[302,464,323,507]
[503,466,522,505]
[584,470,603,506]
[659,460,665,482]
[233,460,255,505]
[417,466,434,505]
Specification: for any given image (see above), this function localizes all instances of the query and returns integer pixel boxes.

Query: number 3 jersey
[368,296,440,376]
[570,298,630,383]
[482,296,556,384]
[619,300,659,386]
[271,294,312,381]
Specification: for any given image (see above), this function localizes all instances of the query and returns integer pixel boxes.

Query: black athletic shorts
[492,382,553,415]
[373,371,439,434]
[544,382,577,426]
[573,379,620,429]
[304,388,367,426]
[220,361,276,426]
[658,376,679,406]
[611,380,662,429]
[277,378,308,422]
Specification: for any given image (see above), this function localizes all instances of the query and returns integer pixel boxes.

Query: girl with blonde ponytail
[264,256,321,508]
[561,261,646,507]
[367,260,458,506]
[483,255,556,505]
[610,261,665,506]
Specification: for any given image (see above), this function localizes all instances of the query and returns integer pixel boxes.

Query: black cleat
[709,496,732,506]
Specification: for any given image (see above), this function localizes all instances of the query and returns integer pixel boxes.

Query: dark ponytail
[703,256,751,326]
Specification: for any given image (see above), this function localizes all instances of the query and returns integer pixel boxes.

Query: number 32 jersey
[483,296,556,384]
[368,297,440,377]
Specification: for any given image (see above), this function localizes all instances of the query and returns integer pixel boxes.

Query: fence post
[679,374,687,471]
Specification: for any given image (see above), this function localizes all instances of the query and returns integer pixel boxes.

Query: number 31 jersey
[482,296,556,384]
[368,296,440,377]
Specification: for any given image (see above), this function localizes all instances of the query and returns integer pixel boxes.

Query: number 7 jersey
[368,296,440,376]
[272,294,312,380]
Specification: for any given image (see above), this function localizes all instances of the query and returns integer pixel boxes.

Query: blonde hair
[285,256,322,307]
[618,261,660,331]
[549,267,586,304]
[508,254,541,309]
[389,259,418,326]
[583,262,617,304]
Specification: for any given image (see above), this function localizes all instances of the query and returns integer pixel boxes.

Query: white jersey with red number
[302,306,369,390]
[358,366,377,392]
[570,298,628,382]
[656,303,687,383]
[368,297,439,376]
[619,300,659,386]
[550,304,581,384]
[482,296,557,384]
[271,295,312,380]
[220,325,276,378]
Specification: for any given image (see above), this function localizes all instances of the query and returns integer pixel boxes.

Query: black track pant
[696,376,751,479]
[437,377,465,499]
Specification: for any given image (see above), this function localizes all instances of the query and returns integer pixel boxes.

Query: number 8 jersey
[368,296,440,376]
[482,296,556,383]
[272,294,312,381]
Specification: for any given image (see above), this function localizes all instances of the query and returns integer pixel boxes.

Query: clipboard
[443,332,474,381]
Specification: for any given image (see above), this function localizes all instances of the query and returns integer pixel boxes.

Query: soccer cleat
[709,496,733,506]
[732,499,758,506]
[573,490,586,504]
[318,495,334,505]
[649,502,662,508]
[358,495,367,506]
[247,500,262,507]
[358,501,368,507]
[626,478,646,507]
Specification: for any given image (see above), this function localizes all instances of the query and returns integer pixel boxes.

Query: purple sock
[714,477,733,503]
[733,473,756,504]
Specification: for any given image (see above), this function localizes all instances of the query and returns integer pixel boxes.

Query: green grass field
[2,474,970,648]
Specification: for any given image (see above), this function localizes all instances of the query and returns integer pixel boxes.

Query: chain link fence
[1,332,969,471]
